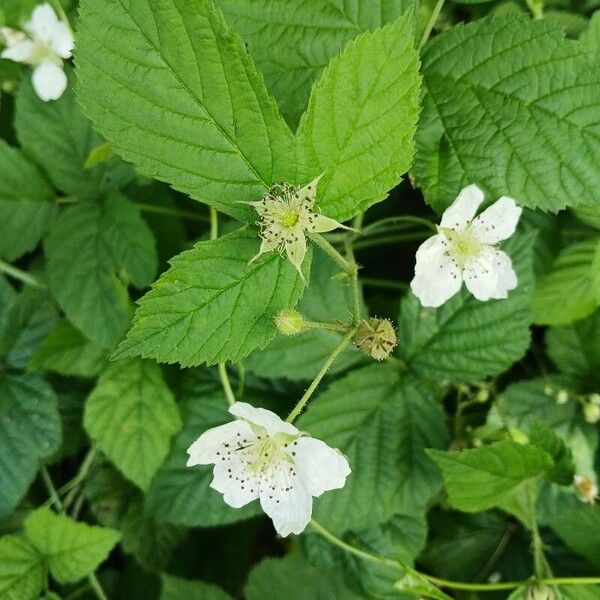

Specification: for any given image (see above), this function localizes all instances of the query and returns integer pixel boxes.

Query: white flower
[410,184,522,308]
[1,3,73,101]
[574,474,598,505]
[186,401,351,536]
[247,176,348,279]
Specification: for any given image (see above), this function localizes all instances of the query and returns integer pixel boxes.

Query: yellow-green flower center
[441,227,483,260]
[279,209,299,229]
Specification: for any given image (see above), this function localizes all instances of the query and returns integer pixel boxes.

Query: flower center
[28,41,57,65]
[278,209,299,229]
[440,227,483,266]
[244,433,295,474]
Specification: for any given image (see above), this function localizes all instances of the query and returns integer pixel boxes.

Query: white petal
[211,453,260,508]
[410,234,463,308]
[1,27,26,47]
[1,39,35,63]
[31,60,67,101]
[470,196,522,244]
[48,21,73,59]
[297,174,323,207]
[248,236,279,265]
[293,437,350,497]
[186,420,255,466]
[285,235,307,280]
[25,3,60,44]
[463,248,517,301]
[440,184,485,230]
[311,214,347,233]
[259,465,312,536]
[229,402,299,436]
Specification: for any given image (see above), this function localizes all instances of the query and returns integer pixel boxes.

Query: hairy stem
[218,363,236,406]
[286,328,356,423]
[310,233,357,275]
[0,260,46,289]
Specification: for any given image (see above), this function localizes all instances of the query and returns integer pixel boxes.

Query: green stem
[361,278,408,292]
[62,448,98,511]
[64,583,92,600]
[49,0,73,33]
[344,237,361,321]
[40,466,64,511]
[0,260,46,289]
[310,233,357,275]
[311,518,600,592]
[133,202,210,223]
[303,321,350,333]
[286,328,356,423]
[88,573,109,600]
[218,363,236,406]
[210,207,219,239]
[353,232,431,250]
[360,216,437,236]
[419,0,446,50]
[528,484,547,579]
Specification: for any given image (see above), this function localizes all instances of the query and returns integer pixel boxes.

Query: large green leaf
[29,320,108,378]
[45,192,157,348]
[84,359,181,490]
[296,12,420,222]
[24,508,120,584]
[0,139,56,261]
[0,374,61,519]
[76,0,294,222]
[397,233,534,383]
[114,227,307,367]
[145,381,263,527]
[245,553,367,600]
[299,364,449,533]
[161,574,233,600]
[0,535,44,600]
[244,249,363,380]
[15,69,133,199]
[427,441,553,512]
[217,0,415,127]
[533,239,600,326]
[415,15,600,213]
[546,310,600,390]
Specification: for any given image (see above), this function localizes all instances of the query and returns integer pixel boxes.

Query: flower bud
[584,401,600,424]
[475,389,490,403]
[556,389,569,405]
[353,318,397,361]
[275,309,305,336]
[527,584,555,600]
[590,393,600,406]
[574,474,598,505]
[544,384,554,396]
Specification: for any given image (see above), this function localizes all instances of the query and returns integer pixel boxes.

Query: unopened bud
[509,428,529,445]
[589,393,600,406]
[275,309,305,336]
[574,474,598,505]
[475,389,490,403]
[527,584,555,600]
[353,318,397,361]
[556,389,569,405]
[544,384,554,396]
[584,401,600,424]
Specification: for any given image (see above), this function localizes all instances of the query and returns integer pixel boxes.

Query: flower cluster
[187,402,350,537]
[1,3,73,101]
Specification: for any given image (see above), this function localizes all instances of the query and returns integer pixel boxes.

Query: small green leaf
[45,192,157,348]
[0,535,44,600]
[394,566,452,600]
[296,12,420,222]
[84,359,181,491]
[398,234,534,383]
[84,142,113,169]
[76,0,294,221]
[532,239,600,326]
[161,574,233,600]
[24,508,120,584]
[29,320,108,377]
[15,68,134,199]
[0,139,56,261]
[299,364,449,533]
[528,422,575,486]
[427,441,553,512]
[0,374,61,519]
[244,249,363,380]
[415,15,600,212]
[115,227,308,367]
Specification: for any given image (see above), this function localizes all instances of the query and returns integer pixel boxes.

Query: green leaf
[397,233,534,383]
[145,383,262,526]
[76,0,294,222]
[24,508,120,584]
[574,205,600,230]
[532,238,600,325]
[217,0,415,127]
[299,364,449,533]
[29,320,108,377]
[296,12,420,222]
[0,535,44,600]
[394,566,452,600]
[415,15,600,212]
[547,310,600,390]
[245,553,367,600]
[581,10,600,52]
[245,249,363,380]
[84,359,181,491]
[0,374,61,519]
[45,192,157,348]
[528,423,574,486]
[0,139,56,261]
[427,441,553,512]
[114,227,307,367]
[15,69,134,199]
[161,574,233,600]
